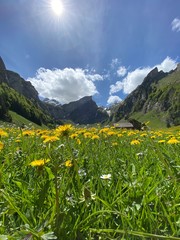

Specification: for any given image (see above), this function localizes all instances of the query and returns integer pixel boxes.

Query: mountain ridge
[110,66,180,127]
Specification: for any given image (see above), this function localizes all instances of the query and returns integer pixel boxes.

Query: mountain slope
[0,83,52,125]
[111,65,180,127]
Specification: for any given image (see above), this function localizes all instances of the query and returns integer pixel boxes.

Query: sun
[51,0,64,16]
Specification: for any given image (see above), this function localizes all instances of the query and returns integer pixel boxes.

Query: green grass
[0,125,179,239]
[8,111,46,128]
[131,111,168,129]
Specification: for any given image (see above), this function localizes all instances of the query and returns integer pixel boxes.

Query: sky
[0,0,180,106]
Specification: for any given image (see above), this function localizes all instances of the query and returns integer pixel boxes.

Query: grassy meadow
[0,124,180,239]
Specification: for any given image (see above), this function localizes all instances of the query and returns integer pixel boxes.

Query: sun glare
[51,0,64,16]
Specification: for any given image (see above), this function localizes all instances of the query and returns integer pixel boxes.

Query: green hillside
[0,83,52,126]
[111,67,180,128]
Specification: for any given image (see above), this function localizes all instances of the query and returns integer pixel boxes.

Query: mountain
[42,96,109,124]
[0,56,108,125]
[110,65,180,127]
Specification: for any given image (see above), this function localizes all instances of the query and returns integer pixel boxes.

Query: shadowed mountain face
[110,66,180,127]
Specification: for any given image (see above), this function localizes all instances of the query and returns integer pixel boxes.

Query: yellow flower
[167,138,179,144]
[112,142,118,146]
[0,130,8,137]
[107,131,116,136]
[151,135,156,139]
[158,140,166,143]
[55,124,73,137]
[30,159,50,167]
[84,132,92,138]
[70,133,78,139]
[91,135,99,140]
[22,130,35,136]
[77,139,81,144]
[65,160,73,167]
[43,136,60,143]
[117,133,123,137]
[130,140,140,145]
[0,141,4,150]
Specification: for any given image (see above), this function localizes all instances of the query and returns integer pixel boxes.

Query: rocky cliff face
[0,57,6,71]
[0,56,39,101]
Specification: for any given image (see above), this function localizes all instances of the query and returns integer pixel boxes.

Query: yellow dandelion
[70,133,78,139]
[77,139,81,144]
[91,135,100,140]
[130,139,140,145]
[29,159,50,167]
[0,141,4,150]
[151,135,156,139]
[84,132,92,138]
[158,140,166,143]
[22,130,35,136]
[117,133,123,137]
[167,138,179,144]
[65,160,73,167]
[107,131,116,136]
[0,130,8,137]
[55,124,73,137]
[43,136,60,143]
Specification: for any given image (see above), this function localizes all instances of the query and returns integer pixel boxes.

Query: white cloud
[117,66,127,77]
[156,56,178,72]
[109,56,177,95]
[109,81,123,95]
[28,67,102,104]
[107,95,122,105]
[123,67,151,94]
[171,18,180,32]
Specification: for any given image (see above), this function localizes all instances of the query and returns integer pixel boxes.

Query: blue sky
[0,0,180,106]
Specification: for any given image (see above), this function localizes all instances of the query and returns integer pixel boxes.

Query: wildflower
[65,160,73,167]
[0,141,4,150]
[107,131,116,136]
[91,135,99,140]
[29,159,50,167]
[22,130,35,136]
[140,133,147,137]
[0,130,8,137]
[158,140,166,143]
[55,124,73,137]
[84,132,92,138]
[43,136,60,143]
[167,138,179,144]
[112,142,118,146]
[77,139,81,144]
[130,140,140,145]
[117,133,123,137]
[128,131,137,136]
[70,133,78,139]
[151,136,156,139]
[100,174,111,180]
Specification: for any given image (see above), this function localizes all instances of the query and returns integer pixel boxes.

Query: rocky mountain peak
[0,56,6,71]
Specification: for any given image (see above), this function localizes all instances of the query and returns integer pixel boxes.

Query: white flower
[100,174,111,180]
